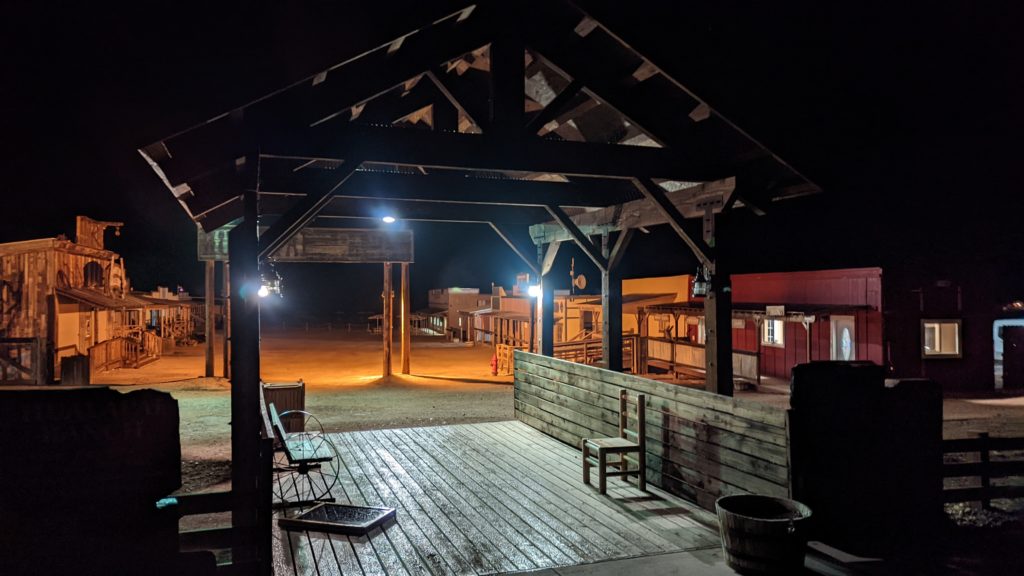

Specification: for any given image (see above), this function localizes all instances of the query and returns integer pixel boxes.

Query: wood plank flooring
[274,421,720,576]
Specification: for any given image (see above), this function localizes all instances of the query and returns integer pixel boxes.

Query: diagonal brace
[633,178,713,271]
[608,229,634,271]
[545,205,607,271]
[258,158,363,260]
[489,222,540,276]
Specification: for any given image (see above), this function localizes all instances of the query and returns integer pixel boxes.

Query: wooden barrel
[715,494,812,575]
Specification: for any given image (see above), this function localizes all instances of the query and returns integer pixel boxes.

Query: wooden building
[0,216,172,384]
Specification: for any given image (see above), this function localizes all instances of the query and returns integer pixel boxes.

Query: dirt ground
[93,329,513,491]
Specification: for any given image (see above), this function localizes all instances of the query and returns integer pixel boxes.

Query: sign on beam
[199,224,414,263]
[197,222,236,262]
[269,228,414,263]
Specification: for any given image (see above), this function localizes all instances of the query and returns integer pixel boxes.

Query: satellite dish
[573,274,587,290]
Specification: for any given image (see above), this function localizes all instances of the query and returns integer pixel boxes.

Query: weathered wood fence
[0,337,43,384]
[514,351,791,509]
[943,432,1024,507]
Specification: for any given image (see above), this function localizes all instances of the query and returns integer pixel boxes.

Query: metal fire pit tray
[277,503,396,536]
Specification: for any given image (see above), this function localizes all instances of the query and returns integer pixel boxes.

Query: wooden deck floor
[273,421,721,575]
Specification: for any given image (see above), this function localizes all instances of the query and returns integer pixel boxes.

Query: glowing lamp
[691,266,710,298]
[382,215,396,224]
[257,285,270,298]
[527,285,541,298]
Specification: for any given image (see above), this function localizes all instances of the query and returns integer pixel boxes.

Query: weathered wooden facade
[0,217,164,383]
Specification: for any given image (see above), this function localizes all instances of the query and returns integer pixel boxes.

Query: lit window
[763,319,784,346]
[922,320,961,358]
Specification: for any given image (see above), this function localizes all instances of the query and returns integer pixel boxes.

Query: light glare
[527,285,541,298]
[382,215,396,224]
[257,285,270,298]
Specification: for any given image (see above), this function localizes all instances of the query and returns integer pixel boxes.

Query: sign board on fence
[766,305,786,317]
[198,225,414,263]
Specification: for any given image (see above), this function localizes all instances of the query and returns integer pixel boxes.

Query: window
[922,320,962,358]
[763,319,784,346]
[831,315,856,361]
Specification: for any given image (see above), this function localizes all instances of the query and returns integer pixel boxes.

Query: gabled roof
[139,0,819,238]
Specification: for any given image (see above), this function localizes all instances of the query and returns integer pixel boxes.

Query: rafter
[260,123,724,182]
[256,169,636,208]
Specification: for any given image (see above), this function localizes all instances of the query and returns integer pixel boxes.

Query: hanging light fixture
[691,265,710,298]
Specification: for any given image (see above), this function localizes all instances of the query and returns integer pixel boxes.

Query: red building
[642,266,1016,393]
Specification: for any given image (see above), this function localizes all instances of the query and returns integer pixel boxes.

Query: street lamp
[382,215,396,224]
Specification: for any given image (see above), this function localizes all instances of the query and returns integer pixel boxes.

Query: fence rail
[943,432,1024,507]
[553,335,638,371]
[88,333,163,376]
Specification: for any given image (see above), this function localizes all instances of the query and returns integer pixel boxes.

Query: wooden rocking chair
[583,389,646,494]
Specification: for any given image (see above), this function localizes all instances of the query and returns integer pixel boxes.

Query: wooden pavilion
[139,1,819,571]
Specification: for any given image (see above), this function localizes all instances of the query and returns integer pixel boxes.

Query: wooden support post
[228,190,261,563]
[382,263,393,377]
[204,259,215,378]
[222,262,231,379]
[704,210,733,397]
[636,310,647,374]
[540,241,560,357]
[401,263,411,374]
[601,234,623,372]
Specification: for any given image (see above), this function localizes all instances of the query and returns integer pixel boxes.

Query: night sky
[2,1,1021,319]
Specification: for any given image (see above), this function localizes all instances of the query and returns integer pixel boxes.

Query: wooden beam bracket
[545,205,607,271]
[633,178,713,270]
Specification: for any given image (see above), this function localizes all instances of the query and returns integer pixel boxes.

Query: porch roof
[56,287,150,310]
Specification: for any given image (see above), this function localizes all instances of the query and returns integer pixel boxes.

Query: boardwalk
[273,421,721,575]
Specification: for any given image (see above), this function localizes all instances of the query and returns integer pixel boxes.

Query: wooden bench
[267,402,340,508]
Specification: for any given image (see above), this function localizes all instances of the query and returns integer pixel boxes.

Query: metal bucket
[715,494,812,575]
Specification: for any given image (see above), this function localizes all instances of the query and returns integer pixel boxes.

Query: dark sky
[2,1,1021,317]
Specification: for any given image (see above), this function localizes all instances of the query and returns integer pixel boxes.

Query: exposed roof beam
[260,123,726,182]
[525,79,583,135]
[545,205,607,272]
[256,169,635,208]
[489,222,540,276]
[257,158,363,260]
[634,177,713,270]
[529,177,734,254]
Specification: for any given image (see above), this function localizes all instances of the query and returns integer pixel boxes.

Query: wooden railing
[647,337,759,380]
[943,433,1024,507]
[514,351,791,510]
[89,332,163,376]
[553,334,638,371]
